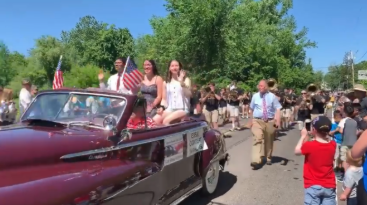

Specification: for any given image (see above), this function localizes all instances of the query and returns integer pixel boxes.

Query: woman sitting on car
[159,60,191,125]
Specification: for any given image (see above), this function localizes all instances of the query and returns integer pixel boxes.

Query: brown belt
[254,117,274,122]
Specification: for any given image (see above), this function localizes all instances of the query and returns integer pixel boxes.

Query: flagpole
[121,56,130,77]
[52,55,63,89]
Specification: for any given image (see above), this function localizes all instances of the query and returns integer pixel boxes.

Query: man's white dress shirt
[19,88,32,116]
[100,73,132,94]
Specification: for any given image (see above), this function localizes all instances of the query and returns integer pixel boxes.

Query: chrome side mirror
[103,115,117,134]
[118,129,132,145]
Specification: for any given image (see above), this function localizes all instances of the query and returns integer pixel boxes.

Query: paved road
[181,114,345,205]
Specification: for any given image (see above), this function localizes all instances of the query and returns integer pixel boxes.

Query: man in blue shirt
[249,80,282,169]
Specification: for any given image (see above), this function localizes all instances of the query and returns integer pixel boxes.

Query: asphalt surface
[181,108,345,205]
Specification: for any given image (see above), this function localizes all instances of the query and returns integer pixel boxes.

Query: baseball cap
[312,116,332,133]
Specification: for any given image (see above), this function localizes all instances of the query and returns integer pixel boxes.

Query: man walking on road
[249,80,281,170]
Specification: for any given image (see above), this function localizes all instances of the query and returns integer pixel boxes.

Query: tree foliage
[0,41,12,87]
[136,0,317,91]
[2,15,134,95]
[61,16,135,73]
[2,0,319,95]
[324,60,367,90]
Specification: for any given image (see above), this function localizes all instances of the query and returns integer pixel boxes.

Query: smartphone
[305,122,311,131]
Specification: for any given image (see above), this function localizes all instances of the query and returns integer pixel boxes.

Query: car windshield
[21,92,126,126]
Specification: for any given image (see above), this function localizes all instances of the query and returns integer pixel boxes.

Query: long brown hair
[166,60,184,83]
[145,60,159,76]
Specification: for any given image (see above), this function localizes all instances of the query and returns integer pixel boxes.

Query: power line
[357,51,367,62]
[313,49,367,70]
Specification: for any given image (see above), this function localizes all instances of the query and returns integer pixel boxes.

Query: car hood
[0,123,113,169]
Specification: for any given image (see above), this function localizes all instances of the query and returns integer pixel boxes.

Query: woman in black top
[240,92,251,119]
[228,90,241,131]
[190,85,201,114]
[219,88,228,121]
[297,100,311,130]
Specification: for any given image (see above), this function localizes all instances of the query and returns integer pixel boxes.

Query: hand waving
[178,70,186,81]
[98,71,104,82]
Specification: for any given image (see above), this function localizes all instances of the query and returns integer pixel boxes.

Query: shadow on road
[271,156,289,165]
[277,132,287,137]
[180,171,237,205]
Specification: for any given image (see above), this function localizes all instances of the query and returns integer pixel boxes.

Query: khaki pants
[281,108,291,118]
[251,119,276,163]
[218,107,227,115]
[203,109,219,123]
[340,145,352,161]
[228,105,239,117]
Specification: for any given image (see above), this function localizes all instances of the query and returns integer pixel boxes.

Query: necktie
[262,93,268,121]
[116,73,121,91]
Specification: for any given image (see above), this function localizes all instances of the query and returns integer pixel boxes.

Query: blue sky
[0,0,366,72]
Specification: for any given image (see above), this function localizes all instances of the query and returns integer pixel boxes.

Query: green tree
[63,64,110,89]
[0,41,14,87]
[324,60,367,90]
[8,51,28,68]
[29,36,68,85]
[136,0,317,90]
[61,16,135,73]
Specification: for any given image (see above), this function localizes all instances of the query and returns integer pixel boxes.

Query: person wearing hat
[19,79,32,116]
[294,116,337,205]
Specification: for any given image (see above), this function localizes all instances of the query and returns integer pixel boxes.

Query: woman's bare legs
[244,104,249,118]
[241,104,246,118]
[163,110,187,125]
[152,114,164,124]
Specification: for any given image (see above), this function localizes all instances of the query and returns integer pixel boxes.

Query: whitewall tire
[201,160,220,195]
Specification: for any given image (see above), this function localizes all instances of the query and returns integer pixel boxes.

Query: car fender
[200,129,221,176]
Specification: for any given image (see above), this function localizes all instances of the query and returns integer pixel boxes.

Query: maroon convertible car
[0,88,229,205]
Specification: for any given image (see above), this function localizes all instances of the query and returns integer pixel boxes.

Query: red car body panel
[0,88,227,205]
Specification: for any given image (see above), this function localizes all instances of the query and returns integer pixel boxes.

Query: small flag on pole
[52,55,64,90]
[123,57,143,90]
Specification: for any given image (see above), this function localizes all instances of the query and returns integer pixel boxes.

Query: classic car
[0,88,229,205]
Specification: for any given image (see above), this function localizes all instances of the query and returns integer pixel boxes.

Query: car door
[99,137,164,205]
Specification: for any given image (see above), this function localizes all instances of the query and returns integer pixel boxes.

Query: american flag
[123,57,143,90]
[52,55,64,90]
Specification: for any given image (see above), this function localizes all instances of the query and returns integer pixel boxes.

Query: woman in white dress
[160,60,191,125]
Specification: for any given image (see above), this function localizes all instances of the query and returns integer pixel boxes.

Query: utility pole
[349,51,355,87]
[343,51,356,89]
[345,51,355,88]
